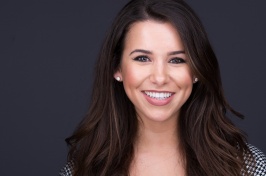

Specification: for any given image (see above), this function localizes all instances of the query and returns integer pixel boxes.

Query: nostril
[149,72,168,85]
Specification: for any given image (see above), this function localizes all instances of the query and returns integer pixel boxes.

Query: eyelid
[169,57,186,64]
[133,55,151,62]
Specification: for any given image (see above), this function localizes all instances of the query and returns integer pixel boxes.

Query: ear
[114,69,123,82]
[193,77,199,83]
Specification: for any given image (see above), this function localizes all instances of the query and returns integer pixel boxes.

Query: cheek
[173,68,193,87]
[121,64,142,90]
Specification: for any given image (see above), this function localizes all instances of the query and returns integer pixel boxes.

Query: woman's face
[115,20,194,123]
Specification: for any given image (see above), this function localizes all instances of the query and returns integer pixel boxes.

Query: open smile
[144,91,174,100]
[142,91,175,106]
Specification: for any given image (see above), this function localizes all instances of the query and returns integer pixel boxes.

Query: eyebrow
[129,49,185,56]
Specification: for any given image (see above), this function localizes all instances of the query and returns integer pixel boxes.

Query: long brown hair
[66,0,250,175]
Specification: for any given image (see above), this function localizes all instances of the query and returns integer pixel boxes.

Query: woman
[60,0,266,175]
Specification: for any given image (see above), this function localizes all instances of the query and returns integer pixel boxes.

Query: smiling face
[114,20,194,124]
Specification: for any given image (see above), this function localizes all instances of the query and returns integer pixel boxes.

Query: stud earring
[116,76,121,81]
[194,77,198,83]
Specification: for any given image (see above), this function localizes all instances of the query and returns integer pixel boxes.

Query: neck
[135,116,180,152]
[130,116,186,175]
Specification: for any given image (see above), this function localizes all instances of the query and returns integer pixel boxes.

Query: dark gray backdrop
[1,0,265,175]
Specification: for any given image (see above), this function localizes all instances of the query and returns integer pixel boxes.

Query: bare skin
[129,121,186,176]
[115,20,192,176]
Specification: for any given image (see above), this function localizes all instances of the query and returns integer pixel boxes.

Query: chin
[139,111,178,123]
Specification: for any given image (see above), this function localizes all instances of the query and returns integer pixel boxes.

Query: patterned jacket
[59,144,266,175]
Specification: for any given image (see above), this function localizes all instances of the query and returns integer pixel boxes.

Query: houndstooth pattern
[59,160,74,176]
[241,144,266,175]
[59,144,266,176]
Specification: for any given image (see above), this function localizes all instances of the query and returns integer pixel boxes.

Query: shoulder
[59,160,74,176]
[242,144,266,175]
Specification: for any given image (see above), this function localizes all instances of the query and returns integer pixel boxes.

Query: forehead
[123,20,184,52]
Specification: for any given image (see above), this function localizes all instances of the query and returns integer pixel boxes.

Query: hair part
[66,0,251,175]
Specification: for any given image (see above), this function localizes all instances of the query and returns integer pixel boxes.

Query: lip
[142,90,175,106]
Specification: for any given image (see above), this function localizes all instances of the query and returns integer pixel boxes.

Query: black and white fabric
[241,144,266,175]
[59,160,74,176]
[59,144,266,176]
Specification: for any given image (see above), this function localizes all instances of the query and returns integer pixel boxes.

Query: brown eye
[133,56,150,62]
[169,58,185,64]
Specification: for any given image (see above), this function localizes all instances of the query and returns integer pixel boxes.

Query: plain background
[1,0,265,175]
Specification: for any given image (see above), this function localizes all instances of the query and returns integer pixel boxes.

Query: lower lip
[142,92,174,106]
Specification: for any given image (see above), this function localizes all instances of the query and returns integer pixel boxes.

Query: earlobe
[115,76,122,81]
[193,77,198,83]
[114,70,123,82]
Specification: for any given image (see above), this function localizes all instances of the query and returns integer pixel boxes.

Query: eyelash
[133,56,186,64]
[169,57,186,64]
[133,55,150,62]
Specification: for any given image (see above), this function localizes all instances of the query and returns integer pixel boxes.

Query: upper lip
[142,90,174,93]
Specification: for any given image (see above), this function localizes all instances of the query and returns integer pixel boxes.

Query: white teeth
[144,91,172,100]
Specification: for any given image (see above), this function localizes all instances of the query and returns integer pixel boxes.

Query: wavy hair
[66,0,250,175]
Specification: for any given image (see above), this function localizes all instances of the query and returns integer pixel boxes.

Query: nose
[149,61,169,85]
